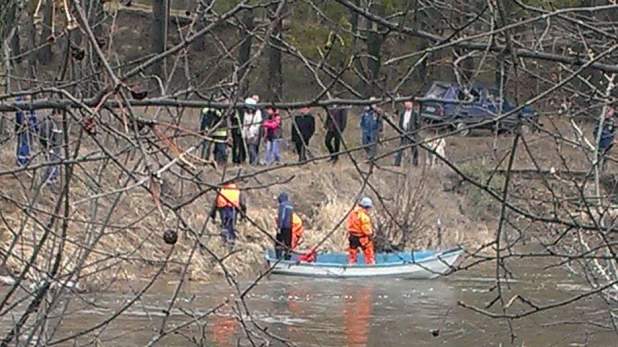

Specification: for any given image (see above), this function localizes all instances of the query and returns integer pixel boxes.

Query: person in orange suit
[291,213,304,250]
[346,197,375,265]
[211,181,246,249]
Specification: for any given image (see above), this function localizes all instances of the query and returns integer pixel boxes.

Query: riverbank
[0,138,494,290]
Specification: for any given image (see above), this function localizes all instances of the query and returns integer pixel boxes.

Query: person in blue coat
[15,95,38,167]
[359,98,383,160]
[275,192,295,260]
[594,106,616,171]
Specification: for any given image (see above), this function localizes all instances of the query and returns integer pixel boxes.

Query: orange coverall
[291,213,303,249]
[346,206,375,265]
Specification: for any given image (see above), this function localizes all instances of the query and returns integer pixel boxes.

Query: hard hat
[245,97,257,108]
[359,197,373,208]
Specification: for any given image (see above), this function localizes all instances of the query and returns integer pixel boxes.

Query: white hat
[359,197,373,208]
[245,97,257,106]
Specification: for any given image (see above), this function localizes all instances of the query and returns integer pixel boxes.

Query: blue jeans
[248,143,258,165]
[46,150,60,184]
[362,131,377,159]
[265,139,281,166]
[219,207,237,247]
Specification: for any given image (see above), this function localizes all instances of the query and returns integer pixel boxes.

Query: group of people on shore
[198,95,423,168]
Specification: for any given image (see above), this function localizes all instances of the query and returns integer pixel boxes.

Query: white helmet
[359,197,373,208]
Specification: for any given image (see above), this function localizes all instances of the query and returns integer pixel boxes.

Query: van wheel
[454,121,470,137]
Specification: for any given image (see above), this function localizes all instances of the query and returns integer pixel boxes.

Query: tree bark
[152,0,169,80]
[350,0,366,87]
[37,0,54,65]
[237,9,255,97]
[267,4,283,102]
[3,1,21,65]
[366,2,385,97]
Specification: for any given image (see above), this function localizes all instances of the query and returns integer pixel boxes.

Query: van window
[426,84,448,99]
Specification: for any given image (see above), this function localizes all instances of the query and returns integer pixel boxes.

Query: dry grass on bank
[0,129,494,290]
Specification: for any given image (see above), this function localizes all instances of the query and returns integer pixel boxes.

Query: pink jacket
[262,110,281,139]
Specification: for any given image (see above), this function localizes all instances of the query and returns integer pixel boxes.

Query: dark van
[418,81,541,136]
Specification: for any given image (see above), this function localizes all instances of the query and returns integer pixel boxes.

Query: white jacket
[242,110,262,144]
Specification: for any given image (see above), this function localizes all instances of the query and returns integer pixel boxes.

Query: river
[3,251,616,347]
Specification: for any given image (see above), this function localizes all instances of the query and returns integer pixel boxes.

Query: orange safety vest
[216,184,240,208]
[291,213,303,248]
[347,206,372,237]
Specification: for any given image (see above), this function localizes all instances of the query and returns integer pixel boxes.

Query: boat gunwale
[264,247,464,269]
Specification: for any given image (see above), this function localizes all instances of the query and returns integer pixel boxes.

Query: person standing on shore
[15,95,38,167]
[241,98,263,165]
[359,98,383,161]
[291,107,316,163]
[263,107,282,166]
[251,94,265,160]
[325,104,347,163]
[38,109,62,185]
[394,100,420,167]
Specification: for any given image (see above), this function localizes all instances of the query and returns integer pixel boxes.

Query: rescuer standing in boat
[347,197,376,265]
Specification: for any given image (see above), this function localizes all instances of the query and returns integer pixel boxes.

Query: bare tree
[2,0,618,345]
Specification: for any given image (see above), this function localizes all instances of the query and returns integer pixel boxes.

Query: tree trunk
[237,9,255,97]
[350,0,368,94]
[37,0,54,65]
[366,3,385,97]
[152,0,169,80]
[4,1,21,65]
[266,4,283,102]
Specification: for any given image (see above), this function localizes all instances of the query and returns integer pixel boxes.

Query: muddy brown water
[2,252,617,347]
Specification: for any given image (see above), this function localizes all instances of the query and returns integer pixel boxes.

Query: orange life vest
[347,206,372,237]
[216,183,240,208]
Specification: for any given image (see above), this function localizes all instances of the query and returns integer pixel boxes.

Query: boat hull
[265,248,463,279]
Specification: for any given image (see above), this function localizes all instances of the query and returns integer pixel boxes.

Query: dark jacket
[277,192,294,230]
[594,117,616,149]
[399,109,420,135]
[200,107,227,141]
[231,110,244,136]
[326,107,347,132]
[291,113,316,143]
[39,115,61,150]
[360,108,383,135]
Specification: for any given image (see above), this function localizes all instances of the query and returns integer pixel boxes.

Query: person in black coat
[291,107,316,162]
[394,100,421,167]
[324,105,347,163]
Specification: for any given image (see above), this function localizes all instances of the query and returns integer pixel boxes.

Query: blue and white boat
[264,247,464,279]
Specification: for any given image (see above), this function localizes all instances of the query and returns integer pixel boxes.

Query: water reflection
[208,293,237,346]
[282,283,312,344]
[343,284,373,347]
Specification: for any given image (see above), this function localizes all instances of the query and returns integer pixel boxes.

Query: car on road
[417,81,541,136]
